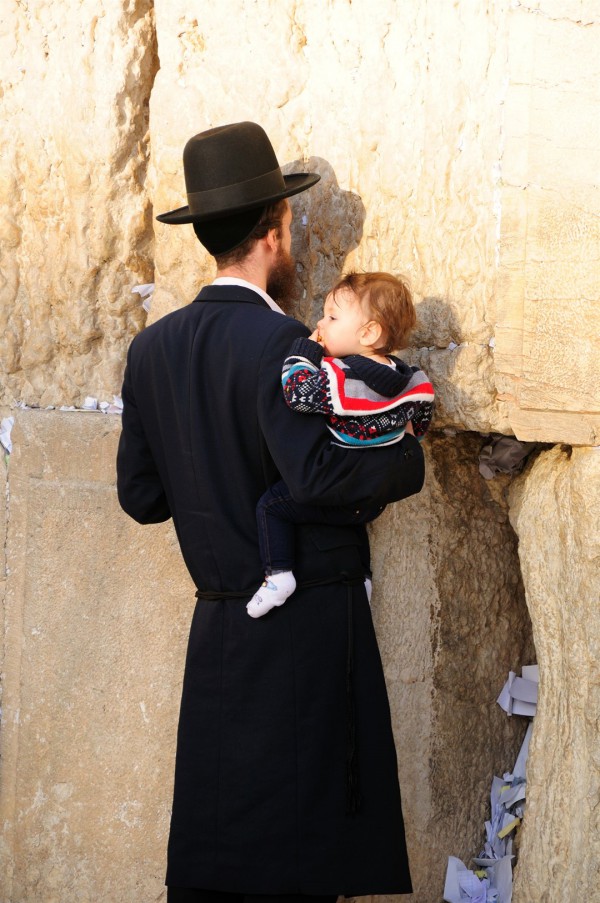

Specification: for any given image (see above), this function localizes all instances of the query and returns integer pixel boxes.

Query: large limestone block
[370,433,534,902]
[496,4,600,444]
[0,412,195,903]
[149,0,510,432]
[508,446,600,902]
[149,0,600,442]
[402,344,506,434]
[0,1,158,407]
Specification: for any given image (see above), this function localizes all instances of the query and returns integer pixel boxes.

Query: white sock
[246,571,297,618]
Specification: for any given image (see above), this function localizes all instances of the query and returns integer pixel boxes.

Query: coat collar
[194,284,270,308]
[194,279,285,314]
[212,276,283,312]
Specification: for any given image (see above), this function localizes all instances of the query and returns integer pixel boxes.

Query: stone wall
[0,413,194,903]
[497,2,600,445]
[1,1,597,440]
[370,434,534,899]
[149,0,512,435]
[509,446,600,900]
[0,0,158,407]
[1,1,599,902]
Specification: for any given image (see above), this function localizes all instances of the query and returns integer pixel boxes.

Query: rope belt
[194,570,364,600]
[195,571,364,817]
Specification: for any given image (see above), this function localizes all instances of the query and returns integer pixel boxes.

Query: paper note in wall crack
[0,416,14,453]
[497,665,538,717]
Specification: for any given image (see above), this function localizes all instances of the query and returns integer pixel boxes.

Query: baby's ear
[360,320,383,348]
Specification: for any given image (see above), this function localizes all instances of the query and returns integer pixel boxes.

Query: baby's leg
[248,481,298,618]
[255,481,297,575]
[247,484,384,618]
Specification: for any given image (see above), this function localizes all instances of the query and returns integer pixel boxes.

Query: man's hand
[405,421,415,436]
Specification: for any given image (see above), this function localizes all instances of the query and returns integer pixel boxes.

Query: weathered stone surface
[508,446,600,902]
[148,1,599,443]
[0,0,158,408]
[1,0,596,442]
[496,4,600,444]
[0,412,195,903]
[403,344,509,435]
[148,0,510,435]
[1,436,7,693]
[370,433,534,901]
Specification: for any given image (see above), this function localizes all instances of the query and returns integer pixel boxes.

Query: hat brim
[156,172,320,225]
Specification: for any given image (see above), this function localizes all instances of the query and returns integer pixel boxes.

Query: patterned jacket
[282,337,435,447]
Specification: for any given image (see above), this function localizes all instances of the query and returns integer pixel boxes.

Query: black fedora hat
[156,121,320,225]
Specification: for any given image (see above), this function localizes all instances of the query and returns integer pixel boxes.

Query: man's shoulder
[127,291,309,357]
[125,304,172,343]
[127,303,192,355]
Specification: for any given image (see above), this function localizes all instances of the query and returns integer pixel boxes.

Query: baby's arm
[410,400,434,438]
[407,367,435,438]
[386,400,434,439]
[281,337,336,415]
[390,368,435,439]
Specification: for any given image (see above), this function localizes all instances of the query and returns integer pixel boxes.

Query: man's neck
[216,263,267,292]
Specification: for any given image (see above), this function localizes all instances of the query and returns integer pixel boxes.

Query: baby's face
[317,288,370,358]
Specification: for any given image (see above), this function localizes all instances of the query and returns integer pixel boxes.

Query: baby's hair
[331,271,416,354]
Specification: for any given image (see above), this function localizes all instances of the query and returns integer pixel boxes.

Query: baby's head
[321,272,416,357]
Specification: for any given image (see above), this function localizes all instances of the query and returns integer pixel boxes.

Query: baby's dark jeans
[256,479,384,574]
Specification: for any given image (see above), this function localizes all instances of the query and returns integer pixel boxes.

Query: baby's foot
[246,571,297,618]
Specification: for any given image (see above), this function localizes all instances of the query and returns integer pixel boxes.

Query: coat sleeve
[258,318,425,508]
[116,344,171,524]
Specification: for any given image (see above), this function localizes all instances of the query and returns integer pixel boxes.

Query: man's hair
[331,271,417,354]
[197,198,288,269]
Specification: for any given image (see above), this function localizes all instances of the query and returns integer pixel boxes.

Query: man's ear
[265,227,280,255]
[360,320,383,348]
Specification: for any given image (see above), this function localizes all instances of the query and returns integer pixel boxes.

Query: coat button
[404,449,413,459]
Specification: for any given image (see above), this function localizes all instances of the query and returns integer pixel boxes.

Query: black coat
[116,284,424,895]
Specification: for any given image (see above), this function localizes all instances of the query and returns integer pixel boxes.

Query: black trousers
[167,891,338,903]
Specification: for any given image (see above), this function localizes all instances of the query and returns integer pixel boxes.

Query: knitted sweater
[282,337,435,447]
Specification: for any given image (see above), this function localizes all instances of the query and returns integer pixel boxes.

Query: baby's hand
[309,328,324,346]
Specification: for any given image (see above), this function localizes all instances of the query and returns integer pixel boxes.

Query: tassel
[346,585,362,815]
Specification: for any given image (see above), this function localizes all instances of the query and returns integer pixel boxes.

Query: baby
[247,271,435,618]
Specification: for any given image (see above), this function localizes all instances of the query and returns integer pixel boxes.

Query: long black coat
[116,284,425,896]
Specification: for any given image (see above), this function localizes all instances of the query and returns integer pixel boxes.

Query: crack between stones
[112,0,159,277]
[512,3,599,27]
[1,448,14,903]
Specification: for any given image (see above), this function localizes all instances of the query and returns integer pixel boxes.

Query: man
[117,122,424,903]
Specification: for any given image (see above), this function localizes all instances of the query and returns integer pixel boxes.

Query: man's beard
[266,247,297,313]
